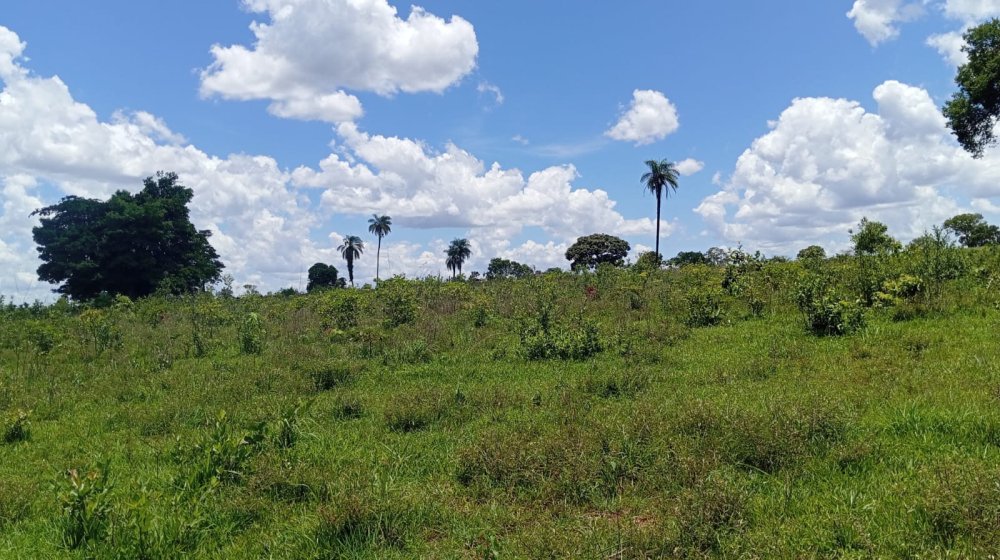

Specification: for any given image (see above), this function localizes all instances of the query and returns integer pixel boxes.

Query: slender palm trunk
[655,191,662,260]
[375,237,382,283]
[347,257,354,287]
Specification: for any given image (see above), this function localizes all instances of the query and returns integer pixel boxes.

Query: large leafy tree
[445,238,472,279]
[850,218,901,256]
[640,159,679,260]
[796,245,827,261]
[943,213,1000,247]
[943,19,1000,157]
[31,172,223,300]
[565,233,630,271]
[485,257,534,280]
[669,251,708,267]
[367,214,392,283]
[338,235,365,286]
[306,263,345,292]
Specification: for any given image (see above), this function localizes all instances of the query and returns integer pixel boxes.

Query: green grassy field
[2,250,1000,558]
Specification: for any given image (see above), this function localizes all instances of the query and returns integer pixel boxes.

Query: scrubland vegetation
[2,237,1000,558]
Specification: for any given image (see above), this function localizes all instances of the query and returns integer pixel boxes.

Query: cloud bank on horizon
[1,0,1000,301]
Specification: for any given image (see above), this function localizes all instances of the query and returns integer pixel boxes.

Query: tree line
[28,18,1000,301]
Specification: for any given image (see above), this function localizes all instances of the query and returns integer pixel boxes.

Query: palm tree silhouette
[337,235,365,287]
[445,238,471,279]
[367,214,392,283]
[640,159,680,262]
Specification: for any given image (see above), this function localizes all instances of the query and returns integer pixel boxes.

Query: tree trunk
[375,237,382,283]
[348,257,354,287]
[655,190,662,260]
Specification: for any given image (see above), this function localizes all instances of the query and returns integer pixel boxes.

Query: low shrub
[300,360,356,391]
[685,290,726,327]
[795,276,864,336]
[378,278,418,328]
[519,317,602,361]
[173,411,267,490]
[57,465,113,550]
[237,312,265,355]
[3,408,30,444]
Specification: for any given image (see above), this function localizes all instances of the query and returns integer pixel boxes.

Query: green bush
[174,411,267,490]
[685,290,726,327]
[300,360,355,391]
[519,318,602,360]
[237,312,265,355]
[378,278,418,328]
[795,276,864,336]
[3,408,30,444]
[57,465,113,550]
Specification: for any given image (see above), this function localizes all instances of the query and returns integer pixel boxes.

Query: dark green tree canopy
[32,172,223,300]
[485,257,534,280]
[796,245,827,261]
[669,251,708,267]
[850,218,901,256]
[306,263,346,292]
[943,213,1000,247]
[943,19,1000,157]
[565,233,630,271]
[633,251,663,271]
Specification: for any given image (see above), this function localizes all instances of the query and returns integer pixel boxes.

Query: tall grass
[0,247,999,557]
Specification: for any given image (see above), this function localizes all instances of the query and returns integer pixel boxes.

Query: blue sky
[2,0,1000,298]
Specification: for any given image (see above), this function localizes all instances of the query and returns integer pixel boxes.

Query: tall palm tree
[445,253,461,279]
[337,235,365,287]
[445,238,472,279]
[640,159,680,261]
[367,214,392,283]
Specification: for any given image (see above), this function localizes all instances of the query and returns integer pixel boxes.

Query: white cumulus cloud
[605,90,680,146]
[0,25,670,297]
[847,0,924,46]
[293,122,667,242]
[696,80,1000,254]
[200,0,479,123]
[675,158,705,176]
[943,0,1000,21]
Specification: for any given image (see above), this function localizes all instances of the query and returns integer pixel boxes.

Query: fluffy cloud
[200,0,478,122]
[605,90,680,145]
[943,0,1000,21]
[848,0,1000,64]
[0,26,327,299]
[293,123,668,243]
[676,158,705,176]
[0,25,667,297]
[696,80,1000,254]
[847,0,923,46]
[926,30,968,65]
